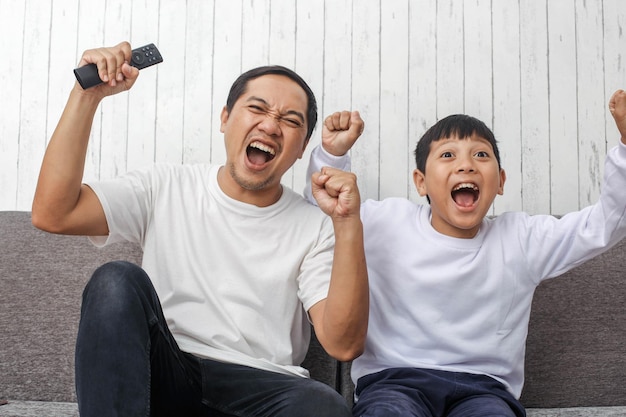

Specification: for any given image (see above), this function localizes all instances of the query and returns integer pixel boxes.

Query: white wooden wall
[1,0,625,215]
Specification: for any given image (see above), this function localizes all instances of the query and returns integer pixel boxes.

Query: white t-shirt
[307,143,626,398]
[88,163,335,378]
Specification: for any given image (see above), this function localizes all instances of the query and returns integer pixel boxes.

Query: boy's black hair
[225,65,318,141]
[414,114,502,174]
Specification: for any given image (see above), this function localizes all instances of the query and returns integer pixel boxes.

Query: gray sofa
[1,210,626,417]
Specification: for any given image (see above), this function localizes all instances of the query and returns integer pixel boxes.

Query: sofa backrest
[520,236,626,408]
[0,211,341,403]
[2,210,626,408]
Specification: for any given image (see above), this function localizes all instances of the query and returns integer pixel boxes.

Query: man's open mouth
[451,183,479,207]
[247,141,276,165]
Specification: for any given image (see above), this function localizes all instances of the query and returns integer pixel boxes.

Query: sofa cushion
[520,238,626,408]
[0,211,142,402]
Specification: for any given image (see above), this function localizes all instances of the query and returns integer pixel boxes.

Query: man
[32,41,368,417]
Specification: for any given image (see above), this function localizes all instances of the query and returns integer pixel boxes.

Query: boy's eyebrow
[246,96,305,122]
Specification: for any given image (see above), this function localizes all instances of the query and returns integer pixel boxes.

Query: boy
[307,90,626,416]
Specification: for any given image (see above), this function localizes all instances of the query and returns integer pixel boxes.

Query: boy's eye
[475,151,489,158]
[441,151,454,158]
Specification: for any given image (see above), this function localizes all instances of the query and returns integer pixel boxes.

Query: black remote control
[74,43,163,89]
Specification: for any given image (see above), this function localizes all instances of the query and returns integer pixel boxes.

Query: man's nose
[257,112,282,135]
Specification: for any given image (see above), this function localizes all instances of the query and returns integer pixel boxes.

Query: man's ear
[413,169,428,196]
[498,168,507,195]
[220,106,229,133]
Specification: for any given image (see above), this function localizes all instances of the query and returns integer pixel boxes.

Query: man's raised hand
[75,41,140,97]
[311,167,361,219]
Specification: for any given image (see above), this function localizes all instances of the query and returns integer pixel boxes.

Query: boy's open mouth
[247,141,276,165]
[452,183,479,207]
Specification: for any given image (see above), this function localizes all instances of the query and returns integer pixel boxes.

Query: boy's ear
[413,169,428,196]
[220,106,229,133]
[498,168,507,195]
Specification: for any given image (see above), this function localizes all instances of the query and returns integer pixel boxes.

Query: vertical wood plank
[603,0,626,144]
[463,0,493,122]
[576,0,606,208]
[436,0,464,117]
[126,0,160,170]
[47,0,79,143]
[267,0,299,189]
[351,0,381,201]
[0,0,26,210]
[269,0,296,68]
[241,0,271,69]
[379,0,409,199]
[155,0,187,165]
[16,0,51,209]
[520,0,550,214]
[182,1,214,164]
[492,0,522,214]
[408,0,437,204]
[323,0,352,116]
[463,0,495,214]
[76,0,106,184]
[99,0,132,179]
[211,0,243,166]
[267,0,296,188]
[547,0,579,214]
[291,0,325,195]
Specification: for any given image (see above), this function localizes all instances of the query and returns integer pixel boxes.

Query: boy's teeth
[454,183,478,191]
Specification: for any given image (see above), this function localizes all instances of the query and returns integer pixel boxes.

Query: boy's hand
[311,167,361,219]
[321,110,364,156]
[75,41,139,97]
[609,89,626,144]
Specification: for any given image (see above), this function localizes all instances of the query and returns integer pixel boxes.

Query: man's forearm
[320,217,369,361]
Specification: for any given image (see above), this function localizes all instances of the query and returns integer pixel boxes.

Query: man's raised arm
[32,42,139,236]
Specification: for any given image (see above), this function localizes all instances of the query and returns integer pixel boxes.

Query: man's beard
[228,162,275,191]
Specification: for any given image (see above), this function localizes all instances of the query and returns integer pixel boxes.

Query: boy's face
[413,134,506,238]
[219,74,309,205]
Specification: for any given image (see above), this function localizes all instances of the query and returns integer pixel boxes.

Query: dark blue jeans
[352,367,526,417]
[75,261,351,417]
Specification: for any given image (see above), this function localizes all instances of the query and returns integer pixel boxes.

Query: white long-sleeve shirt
[306,143,626,398]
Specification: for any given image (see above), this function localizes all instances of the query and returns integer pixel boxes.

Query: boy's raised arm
[304,110,363,204]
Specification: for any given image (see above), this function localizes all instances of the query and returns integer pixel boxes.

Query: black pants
[76,261,351,417]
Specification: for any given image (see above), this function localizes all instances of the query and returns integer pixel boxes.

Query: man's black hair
[225,65,318,141]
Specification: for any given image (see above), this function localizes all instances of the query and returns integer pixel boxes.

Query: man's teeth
[250,142,275,156]
[453,183,478,191]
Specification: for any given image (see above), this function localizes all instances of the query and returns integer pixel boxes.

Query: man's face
[413,134,506,238]
[219,74,309,205]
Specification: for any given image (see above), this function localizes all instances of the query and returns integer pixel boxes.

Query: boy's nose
[456,156,475,172]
